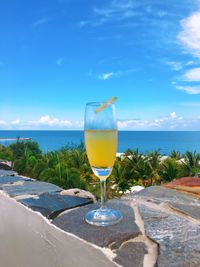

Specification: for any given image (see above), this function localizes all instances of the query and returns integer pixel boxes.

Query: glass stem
[100,179,107,210]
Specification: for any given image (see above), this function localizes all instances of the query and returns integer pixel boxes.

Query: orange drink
[85,129,117,169]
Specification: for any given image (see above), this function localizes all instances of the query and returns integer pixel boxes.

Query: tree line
[0,141,200,198]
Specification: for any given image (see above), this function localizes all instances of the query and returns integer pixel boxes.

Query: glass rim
[86,102,115,106]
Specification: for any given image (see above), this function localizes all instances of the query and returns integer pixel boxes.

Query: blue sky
[1,0,200,130]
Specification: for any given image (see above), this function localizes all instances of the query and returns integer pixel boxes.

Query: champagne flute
[84,101,123,226]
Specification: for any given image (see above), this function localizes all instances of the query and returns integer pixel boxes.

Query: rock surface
[0,170,200,267]
[139,204,200,267]
[53,200,141,248]
[0,171,95,219]
[0,169,17,176]
[18,192,93,219]
[53,200,148,267]
[0,175,31,187]
[2,180,62,197]
[113,242,148,267]
[60,188,96,202]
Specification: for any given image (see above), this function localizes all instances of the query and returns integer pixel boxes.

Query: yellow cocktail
[84,100,122,226]
[85,129,117,179]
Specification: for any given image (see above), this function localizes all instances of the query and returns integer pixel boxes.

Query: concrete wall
[0,191,116,267]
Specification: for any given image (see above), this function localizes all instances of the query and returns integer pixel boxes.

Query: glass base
[85,208,123,227]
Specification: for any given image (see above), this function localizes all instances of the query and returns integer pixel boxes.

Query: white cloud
[79,0,140,27]
[0,113,200,130]
[0,119,21,129]
[56,57,64,66]
[98,72,114,80]
[97,68,135,80]
[93,0,136,19]
[185,60,196,66]
[0,120,6,126]
[29,115,83,129]
[32,17,51,29]
[30,115,71,127]
[78,21,90,28]
[165,61,183,71]
[176,85,200,94]
[170,112,177,119]
[173,12,200,94]
[157,11,167,17]
[178,11,200,58]
[183,67,200,81]
[117,112,200,130]
[11,119,20,125]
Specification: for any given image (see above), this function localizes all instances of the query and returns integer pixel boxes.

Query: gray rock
[129,186,200,221]
[2,180,62,197]
[169,203,200,221]
[139,204,200,267]
[114,242,148,267]
[0,175,31,188]
[0,170,17,177]
[53,200,141,249]
[60,188,96,202]
[132,186,199,205]
[18,192,93,219]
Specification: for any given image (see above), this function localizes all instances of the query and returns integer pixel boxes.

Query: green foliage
[170,150,182,160]
[160,158,180,182]
[112,157,130,191]
[182,151,200,176]
[0,145,13,161]
[9,141,41,159]
[0,140,200,199]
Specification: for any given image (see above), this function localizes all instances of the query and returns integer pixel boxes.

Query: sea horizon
[0,129,200,132]
[1,130,200,155]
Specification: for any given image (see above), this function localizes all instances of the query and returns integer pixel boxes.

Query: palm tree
[182,151,200,176]
[160,158,179,182]
[170,150,181,160]
[111,157,130,192]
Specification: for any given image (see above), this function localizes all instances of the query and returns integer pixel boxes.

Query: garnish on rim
[95,96,117,113]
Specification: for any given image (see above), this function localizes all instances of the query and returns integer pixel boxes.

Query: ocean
[0,130,200,155]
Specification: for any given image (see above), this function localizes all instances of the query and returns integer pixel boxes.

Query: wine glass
[84,101,123,226]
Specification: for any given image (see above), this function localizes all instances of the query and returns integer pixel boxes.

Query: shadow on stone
[52,200,141,249]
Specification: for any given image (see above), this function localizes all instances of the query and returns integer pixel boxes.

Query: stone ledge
[0,170,200,267]
[0,191,116,267]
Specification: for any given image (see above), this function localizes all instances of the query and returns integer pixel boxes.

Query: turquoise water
[0,130,200,155]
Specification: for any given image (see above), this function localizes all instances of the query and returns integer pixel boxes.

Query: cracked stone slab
[53,200,141,249]
[113,241,148,267]
[0,170,17,177]
[131,186,200,205]
[169,203,200,221]
[60,188,96,202]
[139,204,200,267]
[2,180,62,197]
[0,175,31,189]
[129,186,200,221]
[18,192,93,219]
